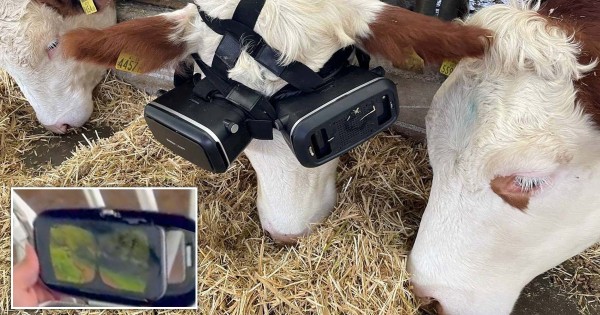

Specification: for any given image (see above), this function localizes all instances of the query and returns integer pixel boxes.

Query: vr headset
[144,0,399,173]
[34,209,196,307]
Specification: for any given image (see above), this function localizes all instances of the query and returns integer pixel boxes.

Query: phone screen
[38,219,166,302]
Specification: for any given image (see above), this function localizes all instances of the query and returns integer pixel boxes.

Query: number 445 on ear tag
[80,0,97,15]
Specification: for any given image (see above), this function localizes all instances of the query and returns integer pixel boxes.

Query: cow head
[60,0,489,243]
[0,0,116,133]
[409,1,600,314]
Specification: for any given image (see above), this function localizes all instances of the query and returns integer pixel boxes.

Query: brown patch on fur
[490,176,530,211]
[539,0,600,126]
[61,15,186,73]
[34,0,114,17]
[361,5,492,64]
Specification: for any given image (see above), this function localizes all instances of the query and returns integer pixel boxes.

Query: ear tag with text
[80,0,97,15]
[116,52,142,74]
[439,60,458,76]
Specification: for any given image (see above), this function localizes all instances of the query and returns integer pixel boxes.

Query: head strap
[178,0,371,140]
[198,0,350,92]
[191,52,277,140]
[232,0,265,28]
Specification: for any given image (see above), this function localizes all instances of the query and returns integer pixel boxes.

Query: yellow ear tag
[116,53,142,74]
[80,0,97,15]
[440,60,458,76]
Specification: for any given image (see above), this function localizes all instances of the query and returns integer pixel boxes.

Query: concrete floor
[23,125,116,169]
[514,276,583,315]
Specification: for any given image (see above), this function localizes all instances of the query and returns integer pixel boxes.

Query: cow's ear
[34,0,82,16]
[34,0,114,17]
[61,4,196,73]
[360,5,491,64]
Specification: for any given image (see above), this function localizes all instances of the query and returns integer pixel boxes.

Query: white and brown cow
[0,0,116,133]
[409,0,600,314]
[60,0,489,243]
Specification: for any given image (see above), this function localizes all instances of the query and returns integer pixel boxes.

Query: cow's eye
[514,176,549,193]
[46,39,60,59]
[47,39,59,51]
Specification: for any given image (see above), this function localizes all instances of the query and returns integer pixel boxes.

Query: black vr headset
[144,0,400,173]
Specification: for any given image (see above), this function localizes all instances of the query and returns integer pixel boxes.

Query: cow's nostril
[263,228,308,245]
[44,124,69,134]
[260,217,311,245]
[433,300,445,315]
[417,296,443,315]
[58,124,69,133]
[411,284,443,315]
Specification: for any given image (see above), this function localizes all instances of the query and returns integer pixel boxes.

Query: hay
[9,115,428,314]
[0,69,41,178]
[0,70,598,314]
[0,67,429,312]
[0,69,150,179]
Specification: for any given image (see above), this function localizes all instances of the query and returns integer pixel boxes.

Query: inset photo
[11,187,197,309]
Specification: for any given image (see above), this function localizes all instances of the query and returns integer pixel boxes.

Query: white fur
[409,2,600,314]
[0,1,116,132]
[246,131,338,240]
[164,1,385,241]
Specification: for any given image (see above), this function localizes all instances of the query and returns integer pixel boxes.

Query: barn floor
[3,72,596,314]
[22,125,116,169]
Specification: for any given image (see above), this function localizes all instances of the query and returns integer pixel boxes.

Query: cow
[59,0,490,243]
[408,0,600,314]
[0,0,116,133]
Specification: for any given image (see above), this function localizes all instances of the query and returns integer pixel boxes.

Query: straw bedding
[0,70,598,314]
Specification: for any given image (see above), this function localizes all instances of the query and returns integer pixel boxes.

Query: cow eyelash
[514,176,550,193]
[47,39,59,51]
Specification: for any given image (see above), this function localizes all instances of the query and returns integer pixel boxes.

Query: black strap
[198,7,332,92]
[255,45,326,91]
[269,47,355,101]
[191,53,277,138]
[189,1,373,140]
[355,48,371,70]
[232,0,265,29]
[174,60,195,87]
[314,47,355,80]
[199,10,263,79]
[193,77,219,100]
[191,53,234,96]
[213,33,243,69]
[198,10,225,35]
[199,11,263,50]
